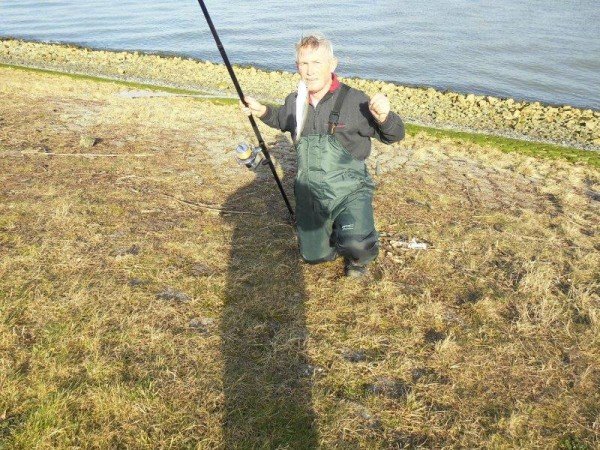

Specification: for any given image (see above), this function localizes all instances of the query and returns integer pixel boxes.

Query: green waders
[294,85,379,264]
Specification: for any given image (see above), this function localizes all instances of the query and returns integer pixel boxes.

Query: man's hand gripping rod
[196,0,295,219]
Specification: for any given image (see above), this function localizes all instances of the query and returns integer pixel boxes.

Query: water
[1,0,599,109]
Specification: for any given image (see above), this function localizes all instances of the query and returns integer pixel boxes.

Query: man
[242,34,404,277]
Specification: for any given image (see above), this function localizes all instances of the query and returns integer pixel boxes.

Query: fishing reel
[235,143,265,170]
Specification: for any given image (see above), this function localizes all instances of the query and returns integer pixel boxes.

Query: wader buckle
[328,112,340,135]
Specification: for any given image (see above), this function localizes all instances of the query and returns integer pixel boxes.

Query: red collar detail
[308,74,341,106]
[329,73,340,92]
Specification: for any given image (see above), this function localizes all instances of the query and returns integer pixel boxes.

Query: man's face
[296,45,338,94]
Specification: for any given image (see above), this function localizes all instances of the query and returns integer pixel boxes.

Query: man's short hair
[295,34,335,62]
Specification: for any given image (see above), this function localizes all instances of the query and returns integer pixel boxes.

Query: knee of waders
[336,230,379,263]
[300,250,338,265]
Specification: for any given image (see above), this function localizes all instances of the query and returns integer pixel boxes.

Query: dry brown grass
[1,66,599,449]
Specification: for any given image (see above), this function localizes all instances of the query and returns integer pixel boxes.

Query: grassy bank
[0,62,215,97]
[1,64,599,449]
[3,62,598,168]
[1,39,599,150]
[405,124,600,168]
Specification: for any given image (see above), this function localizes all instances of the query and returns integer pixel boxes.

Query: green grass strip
[406,123,599,168]
[0,62,213,97]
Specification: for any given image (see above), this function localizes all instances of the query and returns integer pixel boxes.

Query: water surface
[1,0,599,109]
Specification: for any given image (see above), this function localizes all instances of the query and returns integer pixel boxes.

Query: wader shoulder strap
[328,84,351,135]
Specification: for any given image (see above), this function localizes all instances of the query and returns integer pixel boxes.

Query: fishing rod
[196,0,295,219]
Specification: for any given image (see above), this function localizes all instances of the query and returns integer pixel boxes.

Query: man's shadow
[220,157,318,448]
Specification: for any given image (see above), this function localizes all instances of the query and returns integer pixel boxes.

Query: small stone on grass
[111,244,140,256]
[342,348,368,363]
[189,317,214,332]
[79,135,98,148]
[424,329,447,343]
[128,278,148,287]
[189,262,214,277]
[156,287,190,303]
[299,364,325,377]
[364,377,411,399]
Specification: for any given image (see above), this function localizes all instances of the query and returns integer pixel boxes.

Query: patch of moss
[0,62,209,96]
[406,123,599,168]
[1,62,247,107]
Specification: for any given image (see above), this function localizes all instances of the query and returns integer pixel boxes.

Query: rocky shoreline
[1,38,598,150]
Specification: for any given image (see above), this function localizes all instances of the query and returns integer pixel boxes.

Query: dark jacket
[260,84,405,160]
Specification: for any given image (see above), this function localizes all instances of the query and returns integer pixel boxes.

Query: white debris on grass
[389,237,429,250]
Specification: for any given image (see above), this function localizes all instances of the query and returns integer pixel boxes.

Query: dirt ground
[1,65,599,448]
